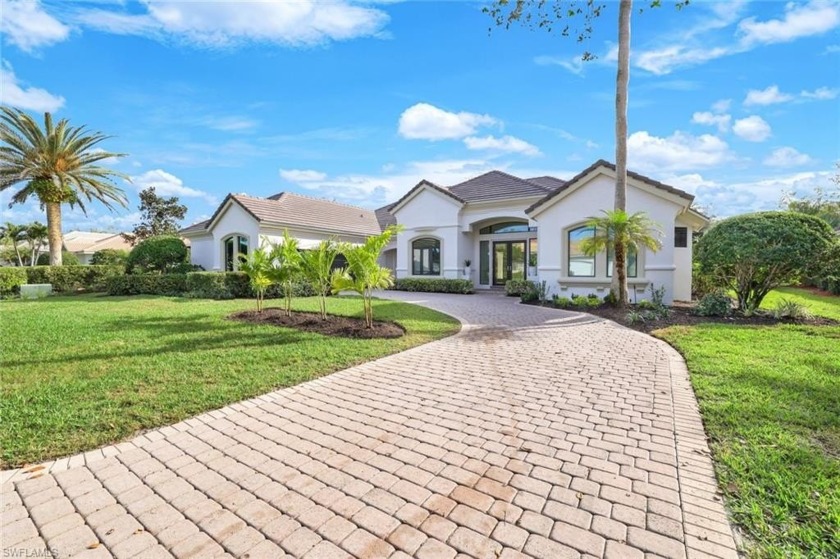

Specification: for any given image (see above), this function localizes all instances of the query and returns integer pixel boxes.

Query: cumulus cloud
[763,147,813,167]
[398,103,497,141]
[744,85,794,106]
[801,86,839,100]
[696,170,834,217]
[0,0,70,53]
[463,135,541,157]
[74,0,389,48]
[0,62,66,112]
[279,169,327,182]
[691,111,731,133]
[739,0,840,45]
[131,169,216,204]
[628,130,734,172]
[732,115,772,142]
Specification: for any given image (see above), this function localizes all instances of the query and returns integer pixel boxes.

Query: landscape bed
[0,294,459,468]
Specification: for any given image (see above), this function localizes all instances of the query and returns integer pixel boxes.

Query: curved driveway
[2,292,738,559]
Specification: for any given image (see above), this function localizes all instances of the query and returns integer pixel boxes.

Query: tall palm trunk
[612,0,632,305]
[46,202,63,266]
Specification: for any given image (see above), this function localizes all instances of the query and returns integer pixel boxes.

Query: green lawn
[0,295,459,468]
[656,289,840,558]
[760,286,840,321]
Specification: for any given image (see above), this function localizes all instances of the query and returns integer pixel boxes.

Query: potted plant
[528,252,537,278]
[464,259,472,277]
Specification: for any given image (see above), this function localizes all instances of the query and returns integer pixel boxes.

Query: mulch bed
[230,309,405,339]
[523,300,838,333]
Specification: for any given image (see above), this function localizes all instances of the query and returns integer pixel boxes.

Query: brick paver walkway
[2,292,739,559]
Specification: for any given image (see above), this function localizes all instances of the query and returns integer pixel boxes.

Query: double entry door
[493,241,526,286]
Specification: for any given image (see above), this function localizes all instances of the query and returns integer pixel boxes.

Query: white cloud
[200,116,259,132]
[534,43,616,75]
[279,169,327,182]
[635,45,731,75]
[75,0,389,48]
[696,170,834,217]
[131,169,216,204]
[691,111,731,133]
[801,86,839,100]
[763,147,813,167]
[739,0,840,45]
[463,135,541,157]
[744,85,794,106]
[0,62,65,112]
[732,115,772,142]
[628,130,734,172]
[712,99,732,113]
[398,103,497,141]
[0,0,70,53]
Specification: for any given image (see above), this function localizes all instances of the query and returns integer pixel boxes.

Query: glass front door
[493,241,526,286]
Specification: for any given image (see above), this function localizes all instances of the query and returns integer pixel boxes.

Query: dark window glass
[412,238,441,276]
[568,226,595,277]
[528,238,538,273]
[479,221,531,234]
[479,240,490,285]
[224,237,235,272]
[675,227,688,248]
[224,235,249,271]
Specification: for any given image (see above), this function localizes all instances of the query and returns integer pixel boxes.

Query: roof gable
[448,170,553,202]
[389,180,465,215]
[526,159,695,215]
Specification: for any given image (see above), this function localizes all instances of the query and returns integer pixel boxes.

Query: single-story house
[181,160,708,303]
[63,231,132,265]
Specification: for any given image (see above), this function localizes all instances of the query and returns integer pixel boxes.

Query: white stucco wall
[531,172,689,304]
[201,202,261,270]
[392,188,463,279]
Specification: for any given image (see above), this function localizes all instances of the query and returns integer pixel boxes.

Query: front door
[493,241,526,286]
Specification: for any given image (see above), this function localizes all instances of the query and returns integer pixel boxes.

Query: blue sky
[1,0,838,231]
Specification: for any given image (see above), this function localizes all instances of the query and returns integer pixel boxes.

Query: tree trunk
[612,0,632,305]
[46,202,63,266]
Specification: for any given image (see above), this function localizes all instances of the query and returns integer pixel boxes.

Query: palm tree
[267,230,303,317]
[24,221,48,266]
[300,239,340,320]
[238,247,273,313]
[0,107,128,265]
[0,222,26,266]
[579,210,663,305]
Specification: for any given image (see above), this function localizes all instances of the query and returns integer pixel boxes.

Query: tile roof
[179,220,211,235]
[447,170,554,203]
[62,231,131,253]
[189,192,383,237]
[526,176,567,191]
[526,159,695,214]
[375,204,397,230]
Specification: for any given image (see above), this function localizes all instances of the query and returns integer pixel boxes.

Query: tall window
[674,227,688,248]
[223,235,249,271]
[568,226,595,277]
[412,238,440,276]
[607,247,638,278]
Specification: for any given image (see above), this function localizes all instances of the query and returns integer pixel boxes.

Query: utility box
[20,284,52,299]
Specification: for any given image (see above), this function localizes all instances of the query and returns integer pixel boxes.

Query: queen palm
[0,222,26,266]
[0,107,128,265]
[579,210,663,306]
[24,222,48,266]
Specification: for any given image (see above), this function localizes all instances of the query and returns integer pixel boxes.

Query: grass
[760,286,840,321]
[0,294,459,468]
[656,288,840,558]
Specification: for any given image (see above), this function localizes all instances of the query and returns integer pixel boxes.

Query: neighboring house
[182,160,708,303]
[63,231,132,265]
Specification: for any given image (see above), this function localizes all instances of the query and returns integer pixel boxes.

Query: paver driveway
[2,292,738,559]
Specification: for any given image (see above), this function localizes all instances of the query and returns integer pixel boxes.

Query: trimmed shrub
[184,271,318,300]
[90,249,128,266]
[572,294,601,309]
[105,274,188,296]
[0,267,28,296]
[391,278,474,294]
[36,251,80,266]
[126,236,188,274]
[693,291,732,317]
[24,265,124,293]
[553,295,573,309]
[504,280,530,297]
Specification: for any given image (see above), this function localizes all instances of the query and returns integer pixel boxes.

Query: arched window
[223,235,249,271]
[479,221,532,234]
[568,226,595,277]
[412,238,440,276]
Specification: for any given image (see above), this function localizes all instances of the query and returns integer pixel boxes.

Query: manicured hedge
[504,280,531,297]
[0,268,28,296]
[105,274,189,296]
[25,265,124,293]
[391,278,474,294]
[184,272,317,299]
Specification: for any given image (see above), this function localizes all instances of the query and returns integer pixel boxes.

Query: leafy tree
[0,107,128,265]
[122,187,188,246]
[579,210,663,304]
[0,222,26,266]
[484,0,687,305]
[695,212,835,314]
[300,239,340,320]
[24,222,48,266]
[781,166,840,229]
[126,235,188,274]
[332,225,401,328]
[267,230,303,317]
[91,248,129,266]
[37,251,79,266]
[238,247,273,313]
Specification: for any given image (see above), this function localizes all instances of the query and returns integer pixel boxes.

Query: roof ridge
[276,191,374,212]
